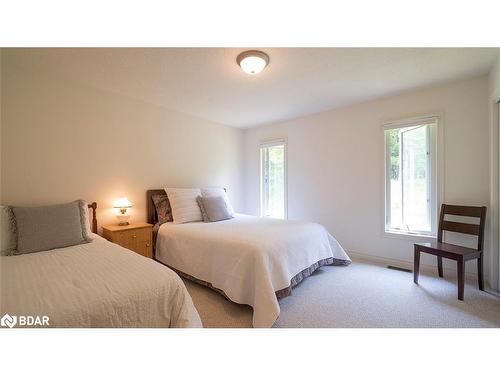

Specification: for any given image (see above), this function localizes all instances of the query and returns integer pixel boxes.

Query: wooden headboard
[146,190,167,225]
[88,202,98,233]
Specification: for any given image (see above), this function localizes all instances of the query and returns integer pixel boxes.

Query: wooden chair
[413,204,487,300]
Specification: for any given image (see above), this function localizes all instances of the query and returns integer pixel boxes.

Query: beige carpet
[183,259,500,328]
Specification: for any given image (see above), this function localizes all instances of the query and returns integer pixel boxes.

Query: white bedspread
[0,234,202,328]
[155,214,351,327]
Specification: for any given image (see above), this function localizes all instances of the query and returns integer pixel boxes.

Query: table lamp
[114,197,132,226]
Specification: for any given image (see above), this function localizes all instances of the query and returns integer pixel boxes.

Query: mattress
[0,234,202,328]
[155,214,351,327]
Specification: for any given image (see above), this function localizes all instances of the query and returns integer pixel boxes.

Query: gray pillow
[12,201,92,255]
[196,196,233,223]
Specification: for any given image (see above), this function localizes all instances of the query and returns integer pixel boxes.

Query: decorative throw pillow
[197,195,233,222]
[201,187,235,215]
[0,206,17,256]
[152,193,172,224]
[165,188,203,224]
[12,200,92,255]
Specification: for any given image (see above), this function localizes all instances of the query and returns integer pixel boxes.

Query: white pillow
[165,188,203,224]
[1,206,17,256]
[201,187,235,216]
[78,200,93,240]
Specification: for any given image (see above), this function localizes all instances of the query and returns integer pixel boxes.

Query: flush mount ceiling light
[236,50,270,75]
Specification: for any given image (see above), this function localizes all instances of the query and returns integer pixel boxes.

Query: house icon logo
[1,313,17,328]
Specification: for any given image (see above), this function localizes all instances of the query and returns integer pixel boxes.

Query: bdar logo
[0,314,49,328]
[1,313,17,328]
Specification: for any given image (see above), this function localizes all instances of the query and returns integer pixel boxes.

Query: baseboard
[348,250,478,279]
[347,250,498,296]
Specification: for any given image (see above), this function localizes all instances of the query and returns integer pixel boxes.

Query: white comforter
[156,214,351,327]
[0,234,202,328]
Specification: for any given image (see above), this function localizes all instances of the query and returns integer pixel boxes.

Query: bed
[1,203,202,328]
[148,190,351,328]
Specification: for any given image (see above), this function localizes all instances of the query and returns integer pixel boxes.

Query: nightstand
[102,222,153,258]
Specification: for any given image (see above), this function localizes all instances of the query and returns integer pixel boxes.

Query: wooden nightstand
[102,222,153,258]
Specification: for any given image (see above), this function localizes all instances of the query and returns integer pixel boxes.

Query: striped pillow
[165,188,203,224]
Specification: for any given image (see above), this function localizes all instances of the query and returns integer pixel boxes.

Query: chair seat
[415,241,481,260]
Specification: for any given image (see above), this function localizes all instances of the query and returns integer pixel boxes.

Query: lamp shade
[113,197,132,208]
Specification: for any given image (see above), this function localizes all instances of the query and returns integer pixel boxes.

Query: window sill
[383,230,436,241]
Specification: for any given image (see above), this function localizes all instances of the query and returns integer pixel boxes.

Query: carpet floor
[183,259,500,328]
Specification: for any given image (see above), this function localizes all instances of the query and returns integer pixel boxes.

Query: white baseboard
[347,250,497,295]
[347,250,477,279]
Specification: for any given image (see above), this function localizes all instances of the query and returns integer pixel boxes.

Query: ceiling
[4,48,500,128]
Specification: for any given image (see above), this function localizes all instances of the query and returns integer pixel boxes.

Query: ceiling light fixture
[236,50,269,75]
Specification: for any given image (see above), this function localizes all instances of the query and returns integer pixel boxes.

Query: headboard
[88,202,98,234]
[146,190,167,225]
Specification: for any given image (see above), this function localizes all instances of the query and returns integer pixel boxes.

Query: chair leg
[457,259,465,301]
[478,255,484,291]
[413,248,420,284]
[437,256,443,278]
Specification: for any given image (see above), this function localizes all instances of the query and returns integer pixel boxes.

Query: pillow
[196,196,233,222]
[1,206,17,256]
[152,193,173,224]
[196,197,208,222]
[12,200,92,255]
[165,188,203,224]
[201,187,235,215]
[78,200,93,240]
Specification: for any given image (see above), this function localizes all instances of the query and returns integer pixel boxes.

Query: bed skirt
[275,257,351,298]
[155,256,350,303]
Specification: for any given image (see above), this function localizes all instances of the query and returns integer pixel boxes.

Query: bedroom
[1,2,499,375]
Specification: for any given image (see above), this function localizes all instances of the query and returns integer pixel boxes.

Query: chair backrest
[438,204,487,251]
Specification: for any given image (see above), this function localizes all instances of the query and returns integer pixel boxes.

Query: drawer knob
[132,235,137,239]
[146,243,150,247]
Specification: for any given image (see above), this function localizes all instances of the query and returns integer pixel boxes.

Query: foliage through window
[261,141,286,219]
[385,117,438,236]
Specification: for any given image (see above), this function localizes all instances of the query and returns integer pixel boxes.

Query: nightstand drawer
[119,229,148,244]
[136,240,152,258]
[102,223,153,258]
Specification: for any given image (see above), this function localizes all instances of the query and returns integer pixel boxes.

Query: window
[260,140,286,219]
[384,116,438,236]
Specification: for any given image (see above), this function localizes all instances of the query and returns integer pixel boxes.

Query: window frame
[383,115,440,238]
[260,139,288,219]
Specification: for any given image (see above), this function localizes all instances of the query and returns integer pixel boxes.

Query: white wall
[243,76,490,278]
[1,61,244,231]
[2,51,495,283]
[488,56,500,290]
[0,48,2,204]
